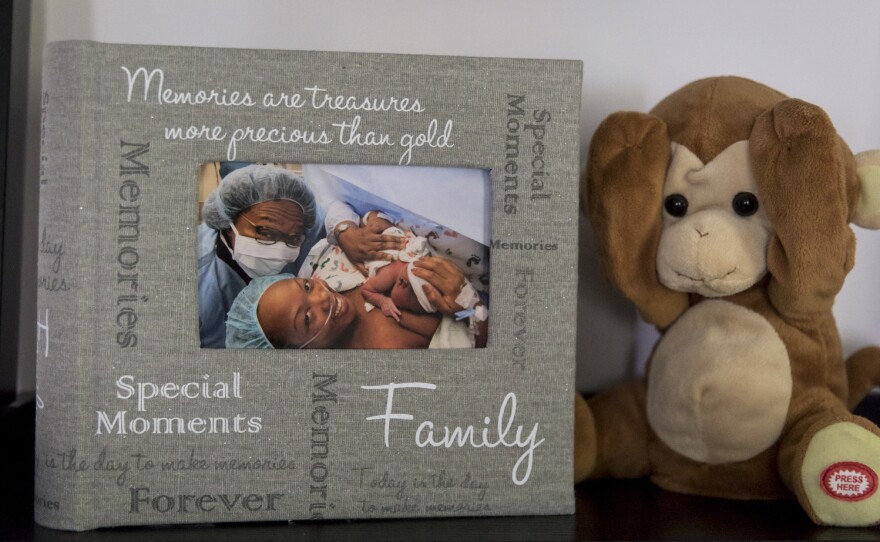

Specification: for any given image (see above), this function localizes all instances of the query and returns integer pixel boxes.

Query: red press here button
[820,462,878,502]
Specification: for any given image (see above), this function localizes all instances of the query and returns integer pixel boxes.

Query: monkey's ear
[854,150,880,229]
[585,112,688,329]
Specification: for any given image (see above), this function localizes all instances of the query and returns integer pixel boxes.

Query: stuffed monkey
[577,76,880,527]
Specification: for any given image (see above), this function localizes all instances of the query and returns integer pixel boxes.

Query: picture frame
[35,41,582,530]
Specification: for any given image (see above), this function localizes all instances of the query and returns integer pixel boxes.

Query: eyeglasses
[239,214,304,248]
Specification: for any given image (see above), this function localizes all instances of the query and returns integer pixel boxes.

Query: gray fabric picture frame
[35,41,582,530]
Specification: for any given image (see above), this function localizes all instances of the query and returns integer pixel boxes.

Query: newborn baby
[359,211,435,321]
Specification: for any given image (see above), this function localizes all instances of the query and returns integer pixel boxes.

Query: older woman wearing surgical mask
[198,165,318,348]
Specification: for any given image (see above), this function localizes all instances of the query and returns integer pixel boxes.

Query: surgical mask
[229,224,300,279]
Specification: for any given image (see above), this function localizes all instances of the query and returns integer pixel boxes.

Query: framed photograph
[197,161,491,350]
[35,41,582,530]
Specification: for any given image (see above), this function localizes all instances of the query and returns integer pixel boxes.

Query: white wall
[17,0,880,394]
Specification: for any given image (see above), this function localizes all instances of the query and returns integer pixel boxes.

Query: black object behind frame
[0,0,31,410]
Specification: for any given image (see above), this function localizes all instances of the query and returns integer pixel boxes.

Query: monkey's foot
[800,421,880,526]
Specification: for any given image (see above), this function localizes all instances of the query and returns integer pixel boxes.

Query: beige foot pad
[801,421,880,526]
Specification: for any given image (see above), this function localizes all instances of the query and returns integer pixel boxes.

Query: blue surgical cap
[202,165,317,231]
[225,273,295,349]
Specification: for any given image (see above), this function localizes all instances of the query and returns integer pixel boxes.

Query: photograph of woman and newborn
[197,162,490,350]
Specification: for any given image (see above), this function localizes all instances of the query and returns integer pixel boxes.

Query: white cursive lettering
[361,384,544,485]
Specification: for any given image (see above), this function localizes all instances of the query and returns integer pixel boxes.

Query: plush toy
[576,76,880,527]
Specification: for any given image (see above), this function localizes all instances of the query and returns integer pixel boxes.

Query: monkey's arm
[585,112,690,329]
[749,99,855,319]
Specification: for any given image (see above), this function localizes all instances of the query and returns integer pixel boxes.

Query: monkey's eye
[664,194,689,217]
[732,192,759,217]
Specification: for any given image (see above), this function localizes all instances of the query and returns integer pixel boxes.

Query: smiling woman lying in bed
[225,256,486,349]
